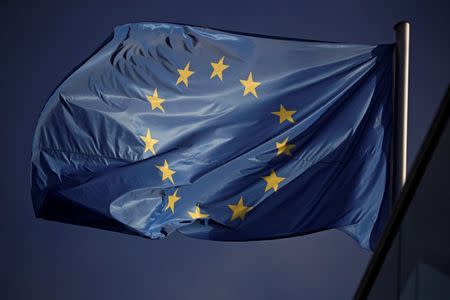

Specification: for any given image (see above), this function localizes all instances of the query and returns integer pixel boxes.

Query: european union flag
[31,23,393,250]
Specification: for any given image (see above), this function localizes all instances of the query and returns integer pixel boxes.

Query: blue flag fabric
[31,23,393,250]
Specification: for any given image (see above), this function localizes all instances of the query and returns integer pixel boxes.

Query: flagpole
[393,21,410,300]
[393,21,410,202]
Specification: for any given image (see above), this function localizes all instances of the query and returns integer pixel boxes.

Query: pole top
[394,21,410,31]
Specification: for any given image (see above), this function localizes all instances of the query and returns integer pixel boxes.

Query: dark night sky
[1,1,449,299]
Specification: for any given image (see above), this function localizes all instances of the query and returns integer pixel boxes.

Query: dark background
[1,1,449,299]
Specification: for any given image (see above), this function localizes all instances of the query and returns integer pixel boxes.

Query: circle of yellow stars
[137,55,299,222]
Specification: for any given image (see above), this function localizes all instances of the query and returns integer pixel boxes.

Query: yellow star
[272,105,296,124]
[227,196,253,222]
[156,160,176,184]
[176,61,195,87]
[240,72,261,97]
[188,206,209,220]
[165,189,181,213]
[146,88,165,112]
[139,129,159,155]
[276,137,295,156]
[262,169,285,192]
[210,56,229,81]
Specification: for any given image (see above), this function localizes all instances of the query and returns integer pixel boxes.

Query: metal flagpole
[393,21,410,201]
[393,21,410,299]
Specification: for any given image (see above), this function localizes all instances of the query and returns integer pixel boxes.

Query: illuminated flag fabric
[31,23,393,250]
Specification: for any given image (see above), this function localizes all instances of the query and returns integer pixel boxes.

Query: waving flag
[31,23,393,250]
